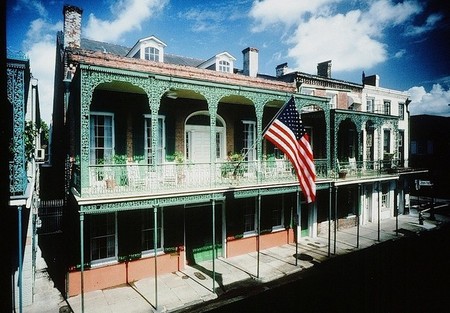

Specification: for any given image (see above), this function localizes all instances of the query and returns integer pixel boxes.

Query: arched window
[144,47,160,62]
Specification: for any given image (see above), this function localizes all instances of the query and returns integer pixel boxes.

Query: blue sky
[7,0,450,123]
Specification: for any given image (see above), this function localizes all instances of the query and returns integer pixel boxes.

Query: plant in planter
[338,169,348,179]
[221,152,244,178]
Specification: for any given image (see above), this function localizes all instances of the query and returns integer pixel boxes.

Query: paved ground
[24,210,445,313]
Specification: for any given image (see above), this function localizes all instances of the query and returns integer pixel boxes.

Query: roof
[80,38,206,68]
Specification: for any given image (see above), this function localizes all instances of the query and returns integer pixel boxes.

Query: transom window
[218,60,231,73]
[144,47,160,62]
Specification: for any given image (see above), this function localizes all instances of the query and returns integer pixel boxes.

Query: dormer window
[218,60,230,73]
[126,35,166,63]
[145,47,160,62]
[198,52,236,73]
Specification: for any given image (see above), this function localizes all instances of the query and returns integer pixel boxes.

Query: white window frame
[242,120,256,161]
[144,114,165,165]
[90,112,115,165]
[90,213,118,266]
[383,100,391,115]
[144,46,160,62]
[141,209,164,255]
[218,60,231,73]
[326,91,337,109]
[366,98,374,113]
[243,204,257,236]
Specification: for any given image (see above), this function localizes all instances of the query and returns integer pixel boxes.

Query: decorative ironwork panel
[7,62,27,195]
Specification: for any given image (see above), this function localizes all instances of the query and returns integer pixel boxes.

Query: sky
[6,0,450,124]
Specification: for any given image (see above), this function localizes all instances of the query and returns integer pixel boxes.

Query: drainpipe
[357,184,361,248]
[211,198,216,292]
[154,206,158,309]
[80,212,85,313]
[295,190,300,266]
[377,182,381,242]
[334,186,338,255]
[328,186,332,257]
[18,205,23,313]
[256,193,261,278]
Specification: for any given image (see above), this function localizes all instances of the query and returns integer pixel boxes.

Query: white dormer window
[218,60,230,73]
[126,35,166,63]
[198,52,236,73]
[145,47,160,62]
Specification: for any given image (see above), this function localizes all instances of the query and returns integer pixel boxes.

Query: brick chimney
[276,63,288,77]
[242,47,259,77]
[63,5,83,49]
[317,60,332,78]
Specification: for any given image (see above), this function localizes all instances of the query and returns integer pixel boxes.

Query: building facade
[7,50,42,311]
[51,5,421,301]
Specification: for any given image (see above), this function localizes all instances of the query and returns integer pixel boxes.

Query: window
[301,88,314,96]
[398,130,404,163]
[90,113,114,164]
[381,183,389,208]
[383,129,391,154]
[145,115,165,164]
[272,206,284,230]
[383,100,391,115]
[218,60,231,72]
[90,213,117,263]
[244,205,256,234]
[242,121,256,161]
[366,98,374,112]
[144,47,160,62]
[398,103,404,119]
[326,92,337,109]
[142,209,163,253]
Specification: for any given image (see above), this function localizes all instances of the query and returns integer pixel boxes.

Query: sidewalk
[26,212,442,313]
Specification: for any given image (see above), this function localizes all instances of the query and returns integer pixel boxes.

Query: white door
[190,127,211,163]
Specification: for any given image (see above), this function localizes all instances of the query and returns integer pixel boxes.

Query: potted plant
[338,169,348,179]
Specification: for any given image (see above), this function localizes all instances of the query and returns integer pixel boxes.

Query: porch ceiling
[96,81,146,94]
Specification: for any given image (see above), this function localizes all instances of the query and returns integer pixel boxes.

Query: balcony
[71,158,408,198]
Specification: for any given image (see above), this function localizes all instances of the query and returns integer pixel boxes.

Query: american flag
[263,97,316,203]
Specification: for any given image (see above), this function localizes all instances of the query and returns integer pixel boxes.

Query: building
[7,49,43,311]
[410,115,450,198]
[50,5,422,303]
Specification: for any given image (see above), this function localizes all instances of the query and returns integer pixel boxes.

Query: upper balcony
[71,158,409,199]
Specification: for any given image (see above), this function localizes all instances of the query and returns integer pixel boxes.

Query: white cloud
[408,84,450,116]
[14,0,48,18]
[249,0,428,73]
[406,13,443,36]
[287,10,387,73]
[249,0,339,32]
[84,0,168,43]
[24,18,62,124]
[182,8,224,32]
